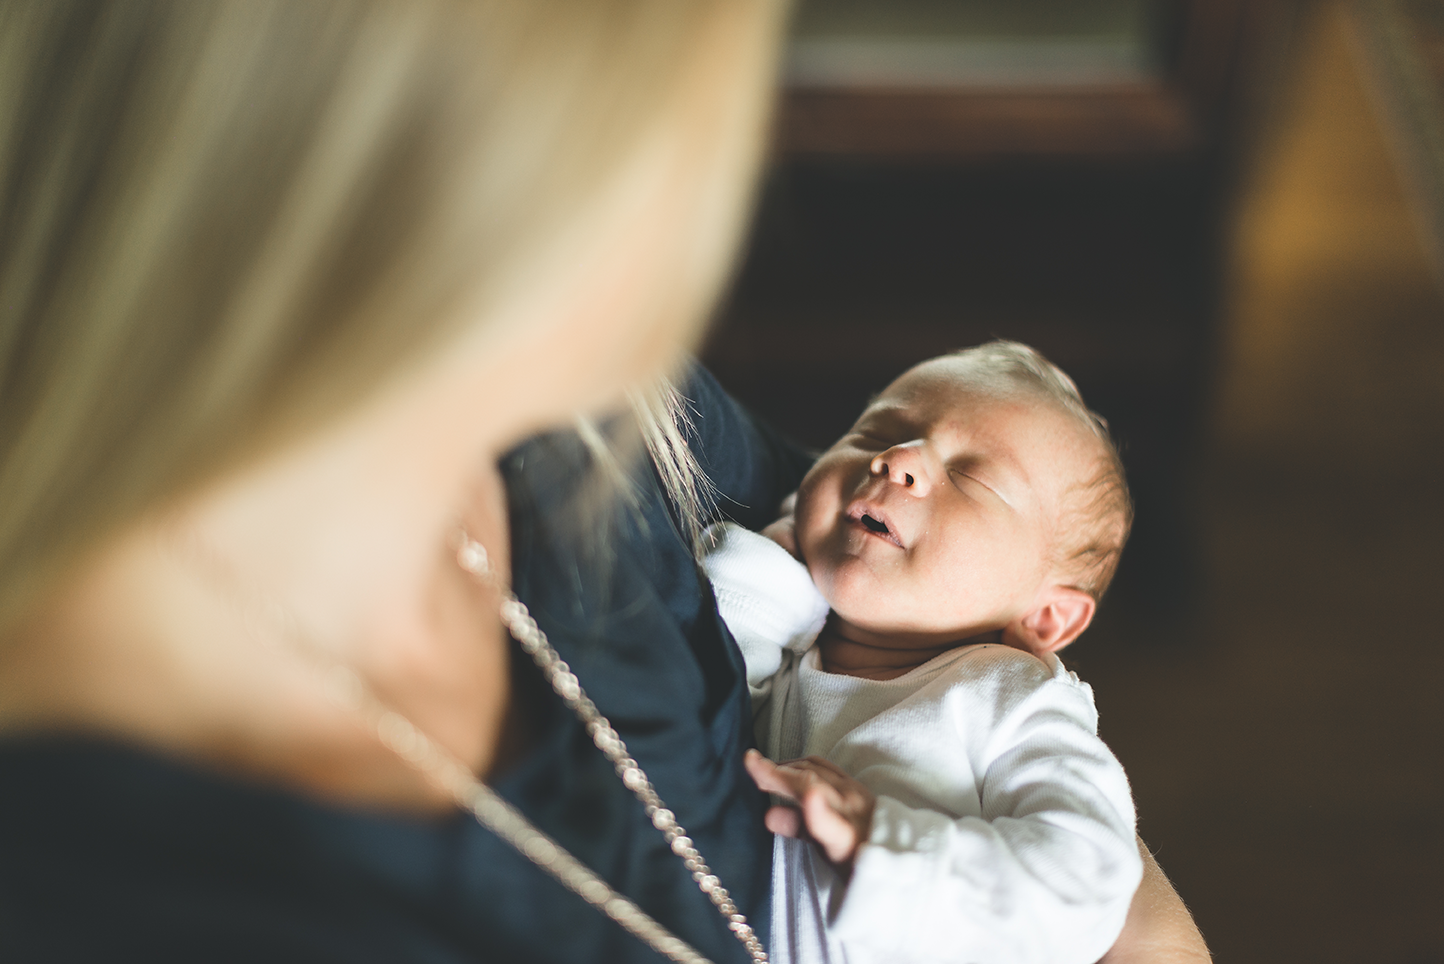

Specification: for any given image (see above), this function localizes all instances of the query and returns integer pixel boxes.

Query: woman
[0,2,785,960]
[0,2,1207,962]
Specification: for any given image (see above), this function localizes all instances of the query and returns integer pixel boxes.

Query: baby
[702,341,1142,964]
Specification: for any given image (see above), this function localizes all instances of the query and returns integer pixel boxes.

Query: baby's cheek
[802,549,836,601]
[793,495,834,567]
[791,480,826,535]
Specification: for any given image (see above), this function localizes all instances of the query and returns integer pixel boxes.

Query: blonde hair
[0,0,783,630]
[947,340,1133,600]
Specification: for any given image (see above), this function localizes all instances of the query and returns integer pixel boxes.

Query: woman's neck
[815,614,1003,681]
[0,409,520,813]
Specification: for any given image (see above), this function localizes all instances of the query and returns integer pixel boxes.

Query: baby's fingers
[800,790,860,865]
[795,755,853,782]
[760,516,799,559]
[744,749,803,802]
[745,751,876,866]
[764,805,803,838]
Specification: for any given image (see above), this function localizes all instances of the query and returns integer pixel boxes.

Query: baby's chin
[806,545,974,634]
[811,568,910,632]
[804,554,862,605]
[816,567,999,642]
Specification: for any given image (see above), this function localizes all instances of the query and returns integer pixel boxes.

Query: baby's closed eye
[848,431,890,449]
[947,465,1007,504]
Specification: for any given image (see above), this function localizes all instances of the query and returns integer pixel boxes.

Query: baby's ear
[1003,586,1096,656]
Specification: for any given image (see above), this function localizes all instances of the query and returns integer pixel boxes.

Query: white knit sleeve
[700,522,829,699]
[830,652,1143,964]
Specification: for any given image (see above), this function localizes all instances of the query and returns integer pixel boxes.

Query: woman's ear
[1002,586,1097,656]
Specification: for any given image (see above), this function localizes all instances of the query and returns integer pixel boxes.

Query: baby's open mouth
[847,503,903,547]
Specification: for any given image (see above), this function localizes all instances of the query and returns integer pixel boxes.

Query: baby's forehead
[861,361,1106,466]
[868,358,1031,416]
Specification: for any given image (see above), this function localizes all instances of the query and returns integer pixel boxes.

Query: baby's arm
[807,650,1142,964]
[701,521,828,697]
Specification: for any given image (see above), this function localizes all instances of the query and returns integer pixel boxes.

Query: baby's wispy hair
[947,340,1133,600]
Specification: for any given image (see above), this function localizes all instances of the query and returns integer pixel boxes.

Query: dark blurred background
[702,0,1444,959]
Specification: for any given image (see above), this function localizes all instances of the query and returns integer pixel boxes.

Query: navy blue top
[0,365,813,964]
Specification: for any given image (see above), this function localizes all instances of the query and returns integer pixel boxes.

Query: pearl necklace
[450,530,767,963]
[202,522,768,964]
[184,516,767,962]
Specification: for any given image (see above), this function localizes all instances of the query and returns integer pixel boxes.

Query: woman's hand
[744,749,874,866]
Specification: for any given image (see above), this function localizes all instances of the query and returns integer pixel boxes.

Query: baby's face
[795,357,1098,643]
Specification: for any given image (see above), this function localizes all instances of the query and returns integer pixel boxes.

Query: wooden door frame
[776,0,1265,159]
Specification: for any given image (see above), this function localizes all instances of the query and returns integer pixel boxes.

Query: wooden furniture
[778,0,1258,159]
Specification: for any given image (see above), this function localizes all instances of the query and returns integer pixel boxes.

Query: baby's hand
[760,516,798,559]
[744,749,875,867]
[760,491,800,559]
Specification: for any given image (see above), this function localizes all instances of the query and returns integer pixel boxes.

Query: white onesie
[702,523,1142,964]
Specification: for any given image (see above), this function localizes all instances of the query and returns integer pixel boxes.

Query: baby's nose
[870,444,932,494]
